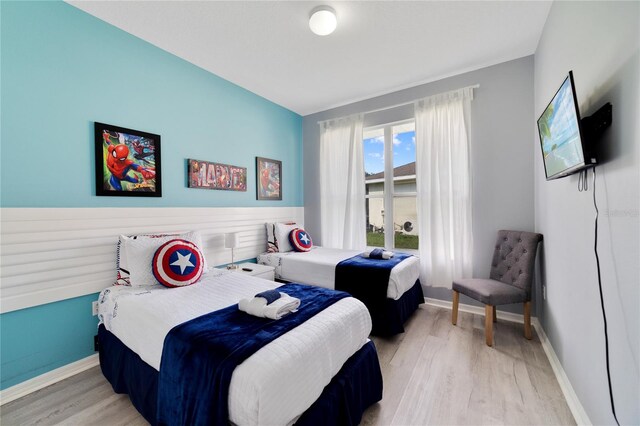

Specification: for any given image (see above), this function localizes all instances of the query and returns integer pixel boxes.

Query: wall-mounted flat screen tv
[537,71,593,180]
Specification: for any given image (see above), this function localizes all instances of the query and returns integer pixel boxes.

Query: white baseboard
[532,318,592,425]
[425,297,525,324]
[425,297,591,426]
[0,354,99,406]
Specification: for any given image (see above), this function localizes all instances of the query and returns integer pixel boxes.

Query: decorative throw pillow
[123,230,207,287]
[289,228,313,252]
[274,222,300,253]
[152,239,204,287]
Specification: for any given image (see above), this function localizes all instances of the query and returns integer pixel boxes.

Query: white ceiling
[68,1,552,116]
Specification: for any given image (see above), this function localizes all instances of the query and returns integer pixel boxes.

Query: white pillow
[116,232,176,285]
[274,222,301,253]
[124,231,208,287]
[265,222,278,253]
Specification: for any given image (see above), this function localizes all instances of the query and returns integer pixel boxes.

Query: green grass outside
[366,232,419,250]
[366,232,385,247]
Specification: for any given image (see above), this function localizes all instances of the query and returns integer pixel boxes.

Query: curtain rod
[317,84,479,124]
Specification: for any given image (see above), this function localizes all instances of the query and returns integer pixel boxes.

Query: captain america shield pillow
[289,228,313,252]
[152,239,204,287]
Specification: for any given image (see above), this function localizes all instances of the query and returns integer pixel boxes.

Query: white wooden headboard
[0,206,304,313]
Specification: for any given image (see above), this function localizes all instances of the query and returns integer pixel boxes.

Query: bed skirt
[372,280,424,336]
[98,324,383,425]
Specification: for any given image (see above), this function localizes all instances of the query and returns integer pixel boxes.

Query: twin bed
[98,269,382,425]
[258,246,424,335]
[98,226,424,425]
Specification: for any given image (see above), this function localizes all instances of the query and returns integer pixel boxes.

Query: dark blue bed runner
[156,283,349,426]
[335,253,411,327]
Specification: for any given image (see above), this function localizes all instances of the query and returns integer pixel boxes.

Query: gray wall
[303,56,536,312]
[534,2,639,424]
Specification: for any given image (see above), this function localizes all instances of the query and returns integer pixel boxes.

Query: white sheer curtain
[319,114,366,250]
[414,87,474,288]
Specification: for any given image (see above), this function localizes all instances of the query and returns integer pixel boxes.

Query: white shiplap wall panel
[0,207,303,313]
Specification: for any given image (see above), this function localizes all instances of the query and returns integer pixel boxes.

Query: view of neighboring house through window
[364,120,418,251]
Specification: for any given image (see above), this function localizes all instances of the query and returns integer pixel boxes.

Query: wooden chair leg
[452,290,459,325]
[485,305,493,346]
[524,301,532,340]
[493,305,497,323]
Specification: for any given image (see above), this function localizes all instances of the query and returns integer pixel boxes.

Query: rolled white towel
[238,297,268,317]
[264,295,300,319]
[238,292,300,320]
[362,249,395,259]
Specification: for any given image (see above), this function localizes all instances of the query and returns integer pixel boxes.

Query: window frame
[364,119,418,253]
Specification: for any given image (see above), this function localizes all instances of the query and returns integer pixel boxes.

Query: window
[364,120,418,251]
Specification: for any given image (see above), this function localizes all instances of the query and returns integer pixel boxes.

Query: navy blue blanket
[335,252,411,327]
[156,283,348,426]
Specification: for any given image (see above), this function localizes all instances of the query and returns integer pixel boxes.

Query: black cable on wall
[591,166,619,426]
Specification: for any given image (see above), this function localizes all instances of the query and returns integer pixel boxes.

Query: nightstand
[230,262,275,281]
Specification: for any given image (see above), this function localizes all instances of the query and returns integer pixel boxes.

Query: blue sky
[364,130,416,175]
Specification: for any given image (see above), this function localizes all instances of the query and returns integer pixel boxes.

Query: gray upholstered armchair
[452,230,543,346]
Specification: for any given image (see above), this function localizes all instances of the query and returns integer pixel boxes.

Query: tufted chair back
[489,230,543,298]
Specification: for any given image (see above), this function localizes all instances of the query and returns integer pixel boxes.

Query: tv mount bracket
[581,102,612,139]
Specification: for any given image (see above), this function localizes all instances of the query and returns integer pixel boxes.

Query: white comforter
[257,247,420,299]
[98,269,371,426]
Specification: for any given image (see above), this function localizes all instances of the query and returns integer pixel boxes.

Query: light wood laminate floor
[1,305,575,425]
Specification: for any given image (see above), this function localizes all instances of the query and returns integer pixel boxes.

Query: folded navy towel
[369,248,385,259]
[255,289,281,305]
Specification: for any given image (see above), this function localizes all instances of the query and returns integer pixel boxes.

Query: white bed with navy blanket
[98,269,374,425]
[258,247,420,299]
[258,247,424,336]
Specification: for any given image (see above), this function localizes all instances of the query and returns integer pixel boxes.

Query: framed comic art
[95,122,162,197]
[256,157,282,200]
[188,159,247,191]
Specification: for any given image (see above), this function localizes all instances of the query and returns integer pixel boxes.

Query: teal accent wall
[0,294,100,389]
[0,1,303,207]
[0,1,302,390]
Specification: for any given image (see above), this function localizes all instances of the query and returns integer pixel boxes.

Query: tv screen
[537,71,590,180]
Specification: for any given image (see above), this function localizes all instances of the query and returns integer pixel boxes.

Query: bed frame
[98,325,383,425]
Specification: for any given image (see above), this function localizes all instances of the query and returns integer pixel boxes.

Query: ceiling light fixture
[309,6,337,36]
